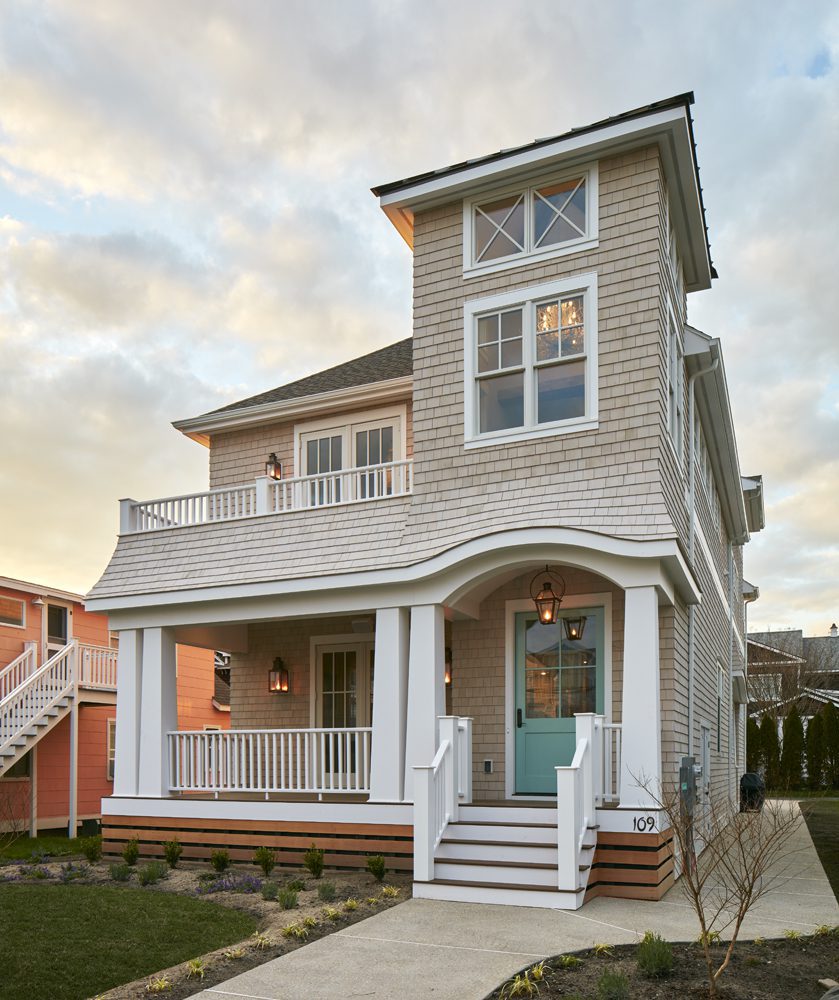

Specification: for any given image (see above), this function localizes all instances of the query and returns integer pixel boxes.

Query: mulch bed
[486,935,839,999]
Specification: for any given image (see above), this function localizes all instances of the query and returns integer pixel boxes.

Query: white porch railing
[168,727,373,796]
[456,717,473,802]
[121,459,414,534]
[79,644,119,690]
[597,719,622,804]
[0,642,37,702]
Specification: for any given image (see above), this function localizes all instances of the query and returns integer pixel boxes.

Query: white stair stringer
[0,644,76,777]
[413,805,597,910]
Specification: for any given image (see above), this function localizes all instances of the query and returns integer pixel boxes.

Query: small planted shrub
[287,878,305,892]
[783,929,802,940]
[302,915,318,929]
[186,958,205,980]
[317,881,336,902]
[109,862,132,882]
[381,884,400,898]
[278,887,299,910]
[252,932,272,951]
[122,837,140,866]
[210,849,230,873]
[223,947,246,960]
[593,943,614,957]
[696,930,721,947]
[529,962,547,983]
[80,835,102,863]
[597,969,630,1000]
[499,971,539,999]
[281,923,310,940]
[163,839,182,869]
[556,954,581,969]
[137,860,168,886]
[366,854,386,882]
[343,897,359,912]
[303,843,324,879]
[146,976,171,994]
[196,873,262,895]
[366,896,378,905]
[253,846,276,877]
[323,905,341,921]
[261,881,279,901]
[636,930,673,979]
[59,861,89,883]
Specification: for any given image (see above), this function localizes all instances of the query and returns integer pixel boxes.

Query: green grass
[801,799,839,898]
[0,835,82,861]
[0,884,257,1000]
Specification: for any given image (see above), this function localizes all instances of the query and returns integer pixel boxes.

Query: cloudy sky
[0,0,836,635]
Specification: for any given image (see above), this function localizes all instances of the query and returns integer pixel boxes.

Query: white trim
[461,163,599,279]
[0,595,26,630]
[693,516,745,659]
[293,404,407,479]
[503,592,612,799]
[174,377,412,445]
[0,576,86,604]
[106,717,116,781]
[308,633,374,728]
[463,273,599,448]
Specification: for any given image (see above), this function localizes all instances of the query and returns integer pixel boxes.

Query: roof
[208,338,412,416]
[373,93,715,292]
[0,575,86,604]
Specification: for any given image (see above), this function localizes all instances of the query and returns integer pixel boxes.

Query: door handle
[516,709,523,728]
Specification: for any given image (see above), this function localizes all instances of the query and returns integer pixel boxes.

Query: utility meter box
[680,755,698,821]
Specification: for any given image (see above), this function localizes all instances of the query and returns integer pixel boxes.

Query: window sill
[463,237,599,281]
[464,417,599,450]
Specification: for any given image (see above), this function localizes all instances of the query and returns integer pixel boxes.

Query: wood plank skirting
[584,827,675,902]
[102,814,414,872]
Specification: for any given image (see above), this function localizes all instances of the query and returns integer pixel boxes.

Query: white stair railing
[556,714,598,896]
[413,716,465,882]
[0,642,37,702]
[456,717,473,803]
[598,720,622,804]
[0,641,76,753]
[168,727,372,796]
[78,644,119,690]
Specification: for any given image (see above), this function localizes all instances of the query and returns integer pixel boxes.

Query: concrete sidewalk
[193,815,838,1000]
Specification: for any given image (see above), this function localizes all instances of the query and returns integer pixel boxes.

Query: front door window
[46,604,69,659]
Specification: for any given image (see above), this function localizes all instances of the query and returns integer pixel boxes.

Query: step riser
[445,823,556,844]
[413,881,583,910]
[459,806,557,824]
[434,862,557,886]
[437,843,558,865]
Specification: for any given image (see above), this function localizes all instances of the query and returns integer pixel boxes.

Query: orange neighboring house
[0,576,229,836]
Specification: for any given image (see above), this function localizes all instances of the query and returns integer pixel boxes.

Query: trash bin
[739,772,765,812]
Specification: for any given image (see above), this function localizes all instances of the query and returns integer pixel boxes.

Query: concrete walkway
[194,814,838,1000]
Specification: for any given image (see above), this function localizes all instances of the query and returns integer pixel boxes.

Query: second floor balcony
[119,459,413,534]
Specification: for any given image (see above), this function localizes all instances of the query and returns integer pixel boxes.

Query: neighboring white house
[85,93,764,909]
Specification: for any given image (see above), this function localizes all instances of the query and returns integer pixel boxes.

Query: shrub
[79,835,102,863]
[122,837,140,866]
[261,881,279,901]
[146,976,171,993]
[596,970,630,1000]
[303,843,324,879]
[186,958,205,980]
[58,862,89,883]
[223,947,246,959]
[109,862,132,882]
[344,897,359,912]
[137,861,168,886]
[636,931,673,979]
[381,884,400,898]
[366,854,386,882]
[806,713,826,790]
[287,878,305,892]
[499,971,539,998]
[278,887,298,910]
[163,839,182,869]
[252,932,272,950]
[196,873,261,895]
[210,849,230,873]
[317,881,336,902]
[253,846,275,876]
[281,923,309,940]
[556,954,581,969]
[323,905,341,921]
[781,707,804,788]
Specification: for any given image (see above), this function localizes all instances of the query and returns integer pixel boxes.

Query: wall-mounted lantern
[444,646,453,686]
[268,657,289,694]
[530,565,566,625]
[563,615,587,642]
[265,453,282,481]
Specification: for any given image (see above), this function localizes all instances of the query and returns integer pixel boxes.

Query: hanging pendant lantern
[529,565,566,625]
[563,615,587,641]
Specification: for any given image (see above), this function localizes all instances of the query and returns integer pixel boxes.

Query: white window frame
[463,273,598,449]
[308,633,375,729]
[107,718,116,781]
[0,595,25,630]
[462,163,599,279]
[293,405,407,478]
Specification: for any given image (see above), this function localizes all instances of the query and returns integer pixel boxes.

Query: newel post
[438,717,459,822]
[413,765,434,882]
[119,498,137,534]
[575,713,597,823]
[254,476,271,515]
[556,763,580,892]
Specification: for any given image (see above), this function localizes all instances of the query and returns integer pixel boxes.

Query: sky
[0,0,837,636]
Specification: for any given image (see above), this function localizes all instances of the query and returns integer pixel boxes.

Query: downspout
[687,355,719,758]
[728,540,735,802]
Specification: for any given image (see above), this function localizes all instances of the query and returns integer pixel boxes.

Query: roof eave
[375,101,713,293]
[173,375,414,443]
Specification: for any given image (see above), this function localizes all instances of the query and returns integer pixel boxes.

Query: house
[85,93,764,909]
[747,625,839,716]
[0,576,229,835]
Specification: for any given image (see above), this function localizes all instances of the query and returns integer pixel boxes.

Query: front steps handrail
[0,641,75,755]
[414,716,468,882]
[0,642,37,702]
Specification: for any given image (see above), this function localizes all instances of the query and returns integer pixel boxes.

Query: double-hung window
[464,166,598,278]
[464,274,598,447]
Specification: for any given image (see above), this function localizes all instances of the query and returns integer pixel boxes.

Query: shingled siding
[400,145,675,557]
[209,399,414,489]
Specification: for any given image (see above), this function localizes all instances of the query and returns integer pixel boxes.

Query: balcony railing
[121,459,413,534]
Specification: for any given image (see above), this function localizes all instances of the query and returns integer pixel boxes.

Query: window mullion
[524,300,536,429]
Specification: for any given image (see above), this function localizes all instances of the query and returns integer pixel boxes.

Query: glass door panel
[304,433,343,505]
[355,424,394,499]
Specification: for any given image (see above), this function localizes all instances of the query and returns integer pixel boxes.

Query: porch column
[137,628,178,798]
[403,604,446,800]
[369,608,409,802]
[620,586,662,809]
[113,629,143,797]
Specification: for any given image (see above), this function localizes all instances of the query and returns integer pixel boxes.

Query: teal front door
[514,608,604,794]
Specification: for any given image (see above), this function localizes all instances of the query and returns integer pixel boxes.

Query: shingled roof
[207,338,413,416]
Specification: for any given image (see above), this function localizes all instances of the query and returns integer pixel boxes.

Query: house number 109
[633,816,656,832]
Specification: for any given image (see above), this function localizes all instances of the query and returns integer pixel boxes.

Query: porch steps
[0,698,72,774]
[413,805,596,910]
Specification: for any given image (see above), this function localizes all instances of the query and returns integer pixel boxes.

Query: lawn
[801,798,839,898]
[0,834,82,860]
[0,883,257,1000]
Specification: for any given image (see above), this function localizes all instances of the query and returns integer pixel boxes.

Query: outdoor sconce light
[32,596,45,607]
[530,565,566,625]
[265,453,282,481]
[444,647,452,686]
[268,658,289,694]
[563,615,587,642]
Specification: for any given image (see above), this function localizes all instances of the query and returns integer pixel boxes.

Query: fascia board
[379,107,712,292]
[0,576,86,604]
[173,376,413,442]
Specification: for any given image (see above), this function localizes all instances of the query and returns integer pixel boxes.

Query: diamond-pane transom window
[474,194,525,262]
[534,178,586,248]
